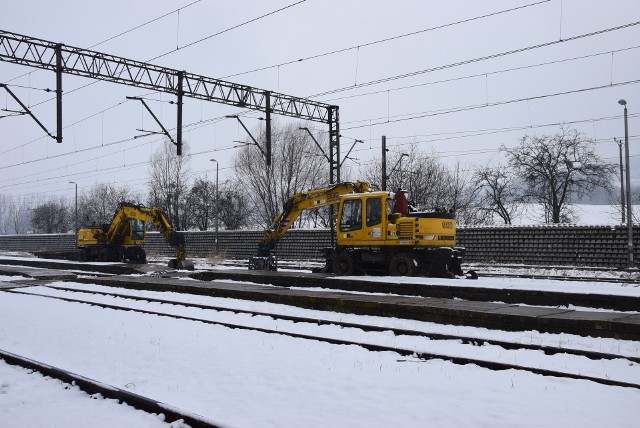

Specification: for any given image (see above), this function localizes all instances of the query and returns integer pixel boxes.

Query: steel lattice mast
[0,29,341,182]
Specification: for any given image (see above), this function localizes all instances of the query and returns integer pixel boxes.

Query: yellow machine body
[336,192,457,248]
[250,182,465,277]
[76,203,193,269]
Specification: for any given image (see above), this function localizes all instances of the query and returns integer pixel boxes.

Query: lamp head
[618,99,627,106]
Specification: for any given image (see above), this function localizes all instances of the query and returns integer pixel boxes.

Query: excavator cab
[129,219,145,242]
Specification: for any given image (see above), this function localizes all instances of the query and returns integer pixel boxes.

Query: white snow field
[1,272,639,428]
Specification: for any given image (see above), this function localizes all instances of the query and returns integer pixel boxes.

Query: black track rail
[6,286,639,390]
[37,284,640,365]
[221,260,639,284]
[477,271,639,284]
[0,349,220,428]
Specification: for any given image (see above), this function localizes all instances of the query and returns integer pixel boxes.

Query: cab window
[340,199,362,231]
[130,219,145,241]
[366,197,382,227]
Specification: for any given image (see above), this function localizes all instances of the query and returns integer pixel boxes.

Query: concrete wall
[1,226,638,268]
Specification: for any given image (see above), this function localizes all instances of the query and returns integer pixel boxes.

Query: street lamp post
[619,99,634,268]
[210,159,219,252]
[614,138,626,224]
[68,181,77,250]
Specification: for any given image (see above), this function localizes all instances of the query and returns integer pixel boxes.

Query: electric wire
[220,0,552,79]
[341,78,640,130]
[148,0,307,62]
[309,21,640,98]
[321,45,640,103]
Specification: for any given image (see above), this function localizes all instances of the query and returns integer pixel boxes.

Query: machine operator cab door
[337,192,387,246]
[122,218,146,246]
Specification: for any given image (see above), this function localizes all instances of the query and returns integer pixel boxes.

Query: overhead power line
[220,0,551,79]
[323,45,640,103]
[309,20,640,98]
[149,0,307,62]
[341,78,640,130]
[367,113,640,145]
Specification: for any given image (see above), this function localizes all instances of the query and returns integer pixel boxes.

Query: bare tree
[8,197,31,234]
[218,181,251,230]
[502,126,615,224]
[78,183,141,226]
[233,120,328,227]
[147,139,191,230]
[186,177,215,231]
[31,199,70,233]
[444,162,489,226]
[474,163,523,225]
[360,143,450,210]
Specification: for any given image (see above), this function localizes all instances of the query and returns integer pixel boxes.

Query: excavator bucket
[168,258,195,270]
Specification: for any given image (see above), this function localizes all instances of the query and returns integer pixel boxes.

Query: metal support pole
[335,108,341,183]
[619,99,634,268]
[328,110,335,185]
[265,91,272,167]
[615,138,626,224]
[328,106,341,183]
[210,159,219,252]
[215,162,219,252]
[69,181,77,250]
[176,71,184,156]
[55,44,62,143]
[381,135,387,191]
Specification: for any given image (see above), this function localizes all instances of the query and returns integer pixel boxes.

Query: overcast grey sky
[1,0,638,204]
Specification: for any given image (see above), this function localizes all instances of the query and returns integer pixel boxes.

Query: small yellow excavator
[77,202,194,270]
[250,181,474,278]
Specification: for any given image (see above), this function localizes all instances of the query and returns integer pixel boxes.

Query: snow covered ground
[1,270,639,428]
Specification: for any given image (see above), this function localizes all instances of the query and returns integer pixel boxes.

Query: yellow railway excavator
[249,181,476,278]
[77,202,194,270]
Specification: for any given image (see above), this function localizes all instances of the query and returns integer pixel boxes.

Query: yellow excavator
[77,202,194,270]
[250,182,474,278]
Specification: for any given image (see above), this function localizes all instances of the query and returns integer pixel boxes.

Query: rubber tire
[137,247,147,264]
[333,251,356,275]
[388,253,417,276]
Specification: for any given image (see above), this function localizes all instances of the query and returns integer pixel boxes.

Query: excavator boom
[250,181,370,269]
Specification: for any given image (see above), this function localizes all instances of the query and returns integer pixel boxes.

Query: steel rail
[38,283,640,364]
[5,287,639,390]
[0,349,221,428]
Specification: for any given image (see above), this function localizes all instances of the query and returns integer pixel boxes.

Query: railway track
[475,271,639,284]
[5,281,639,390]
[218,260,639,284]
[0,349,221,428]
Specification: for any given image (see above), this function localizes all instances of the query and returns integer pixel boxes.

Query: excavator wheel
[333,251,357,275]
[388,253,418,276]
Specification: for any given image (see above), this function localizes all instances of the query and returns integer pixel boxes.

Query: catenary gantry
[0,29,342,182]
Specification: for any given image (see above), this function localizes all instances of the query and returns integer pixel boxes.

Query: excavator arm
[251,181,370,269]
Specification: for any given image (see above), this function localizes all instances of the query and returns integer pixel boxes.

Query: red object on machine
[394,190,409,215]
